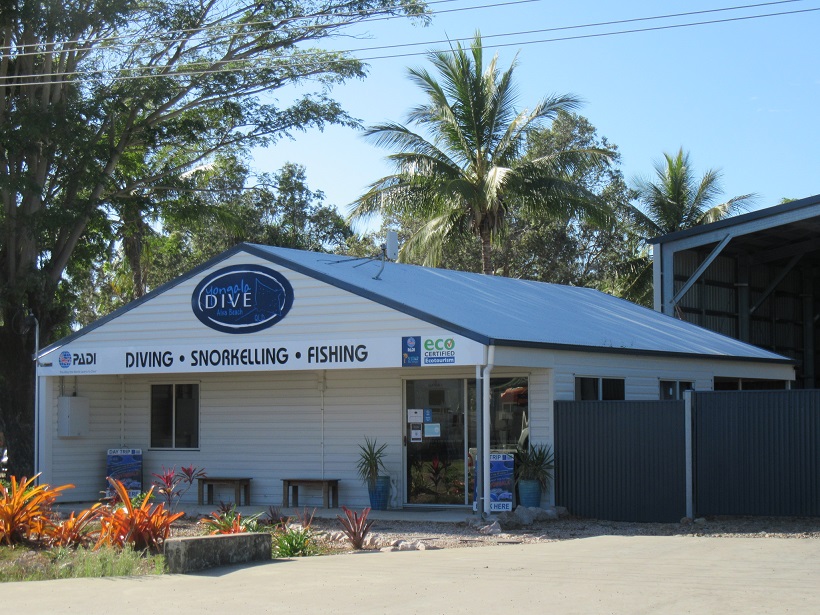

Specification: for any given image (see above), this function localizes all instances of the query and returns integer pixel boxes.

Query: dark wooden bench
[281,478,339,509]
[197,477,252,506]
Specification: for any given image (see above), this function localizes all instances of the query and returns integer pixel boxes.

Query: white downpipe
[120,377,126,447]
[32,318,40,479]
[474,364,482,513]
[318,371,326,479]
[482,346,495,517]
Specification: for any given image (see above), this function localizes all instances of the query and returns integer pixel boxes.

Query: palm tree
[631,148,755,237]
[620,148,756,306]
[350,33,607,275]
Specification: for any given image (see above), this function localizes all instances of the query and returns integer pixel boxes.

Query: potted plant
[515,443,554,508]
[357,437,391,510]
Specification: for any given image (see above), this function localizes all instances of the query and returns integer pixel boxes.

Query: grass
[0,545,165,582]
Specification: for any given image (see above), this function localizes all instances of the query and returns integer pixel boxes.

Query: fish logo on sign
[191,264,294,334]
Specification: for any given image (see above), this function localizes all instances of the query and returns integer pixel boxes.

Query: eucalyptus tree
[350,33,607,275]
[0,0,425,476]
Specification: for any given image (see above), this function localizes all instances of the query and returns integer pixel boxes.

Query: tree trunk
[480,227,494,275]
[0,323,36,478]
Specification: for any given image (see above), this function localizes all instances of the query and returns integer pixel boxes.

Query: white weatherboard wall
[494,346,793,400]
[42,363,554,506]
[44,369,406,505]
[38,251,484,378]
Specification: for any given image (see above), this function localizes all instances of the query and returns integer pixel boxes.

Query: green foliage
[130,492,154,508]
[0,0,426,476]
[515,444,555,490]
[351,33,607,275]
[631,148,755,237]
[200,504,263,534]
[336,506,374,550]
[357,437,388,488]
[273,526,319,557]
[0,546,165,582]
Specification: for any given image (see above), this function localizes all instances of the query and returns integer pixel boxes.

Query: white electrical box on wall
[58,396,90,438]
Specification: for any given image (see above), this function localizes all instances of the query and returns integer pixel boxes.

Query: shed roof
[648,193,820,248]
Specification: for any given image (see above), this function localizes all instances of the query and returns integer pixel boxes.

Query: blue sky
[253,0,819,227]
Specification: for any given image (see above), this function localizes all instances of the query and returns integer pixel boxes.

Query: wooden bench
[197,477,252,506]
[281,478,340,509]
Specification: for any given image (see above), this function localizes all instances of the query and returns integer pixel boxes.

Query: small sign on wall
[424,423,441,438]
[410,424,423,442]
[407,408,423,423]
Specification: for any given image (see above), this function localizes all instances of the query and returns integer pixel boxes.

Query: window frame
[150,382,201,450]
[659,380,694,401]
[574,376,626,401]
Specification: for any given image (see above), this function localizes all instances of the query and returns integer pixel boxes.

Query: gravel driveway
[175,514,820,551]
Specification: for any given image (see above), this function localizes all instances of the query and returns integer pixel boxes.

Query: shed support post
[803,268,816,388]
[737,254,751,343]
[684,390,694,520]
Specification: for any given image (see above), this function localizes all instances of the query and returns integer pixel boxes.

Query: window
[151,384,199,449]
[575,377,625,400]
[659,380,694,400]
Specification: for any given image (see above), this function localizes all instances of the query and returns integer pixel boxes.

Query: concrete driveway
[4,536,819,614]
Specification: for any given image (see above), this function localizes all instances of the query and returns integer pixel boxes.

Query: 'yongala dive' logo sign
[191,264,294,334]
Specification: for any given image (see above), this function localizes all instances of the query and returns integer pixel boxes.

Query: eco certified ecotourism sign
[191,264,294,334]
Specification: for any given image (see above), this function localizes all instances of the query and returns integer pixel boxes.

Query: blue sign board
[423,408,433,423]
[192,265,294,334]
[489,453,515,512]
[106,448,143,498]
[402,336,421,367]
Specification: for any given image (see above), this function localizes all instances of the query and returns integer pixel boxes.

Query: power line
[0,4,816,88]
[361,6,820,61]
[0,0,540,58]
[1,0,805,61]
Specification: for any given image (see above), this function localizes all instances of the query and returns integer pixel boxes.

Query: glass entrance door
[405,379,472,505]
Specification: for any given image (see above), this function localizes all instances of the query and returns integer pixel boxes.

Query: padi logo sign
[192,265,294,334]
[58,351,97,369]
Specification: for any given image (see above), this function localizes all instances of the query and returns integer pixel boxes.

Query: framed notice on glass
[424,423,441,438]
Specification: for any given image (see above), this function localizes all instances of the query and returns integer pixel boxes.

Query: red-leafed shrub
[0,474,73,545]
[97,477,183,552]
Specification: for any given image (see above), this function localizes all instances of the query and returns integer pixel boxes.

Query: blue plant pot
[368,475,391,510]
[517,479,542,508]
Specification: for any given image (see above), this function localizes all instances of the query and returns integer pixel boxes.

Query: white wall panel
[53,253,447,351]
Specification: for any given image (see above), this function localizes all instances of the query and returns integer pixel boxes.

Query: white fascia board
[37,333,486,376]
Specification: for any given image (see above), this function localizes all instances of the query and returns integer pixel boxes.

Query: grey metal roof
[244,244,790,363]
[648,193,820,246]
[41,242,791,363]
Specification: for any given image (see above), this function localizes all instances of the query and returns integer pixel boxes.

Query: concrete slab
[4,536,819,614]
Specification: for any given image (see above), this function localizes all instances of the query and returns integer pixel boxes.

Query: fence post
[684,390,694,519]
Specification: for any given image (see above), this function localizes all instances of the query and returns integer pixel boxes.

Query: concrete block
[164,532,272,573]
